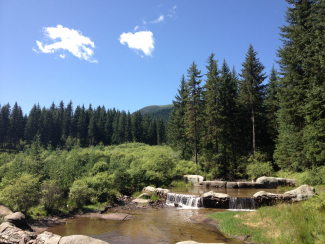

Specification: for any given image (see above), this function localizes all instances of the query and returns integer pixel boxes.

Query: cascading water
[228,197,257,211]
[166,193,203,209]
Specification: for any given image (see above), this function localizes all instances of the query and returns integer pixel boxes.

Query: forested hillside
[0,103,167,151]
[135,104,173,121]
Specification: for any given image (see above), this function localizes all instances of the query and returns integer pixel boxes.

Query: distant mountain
[135,104,174,121]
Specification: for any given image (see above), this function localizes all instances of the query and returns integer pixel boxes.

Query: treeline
[0,102,167,150]
[168,0,325,178]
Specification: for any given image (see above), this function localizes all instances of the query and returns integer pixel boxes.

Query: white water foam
[166,193,202,209]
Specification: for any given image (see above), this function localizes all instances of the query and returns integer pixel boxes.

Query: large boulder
[284,184,316,201]
[4,212,30,230]
[142,186,169,198]
[0,205,13,218]
[36,231,61,244]
[142,186,156,193]
[0,222,37,243]
[183,175,204,184]
[59,235,109,244]
[201,191,230,208]
[256,176,278,189]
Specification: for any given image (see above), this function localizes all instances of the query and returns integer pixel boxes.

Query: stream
[46,187,278,243]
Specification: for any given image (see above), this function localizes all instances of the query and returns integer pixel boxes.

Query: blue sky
[0,0,289,115]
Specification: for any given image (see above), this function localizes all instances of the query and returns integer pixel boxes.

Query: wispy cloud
[143,19,147,25]
[167,5,177,18]
[119,31,154,57]
[34,25,97,63]
[134,25,139,31]
[151,15,164,24]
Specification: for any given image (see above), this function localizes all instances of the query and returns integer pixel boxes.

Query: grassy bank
[208,185,325,244]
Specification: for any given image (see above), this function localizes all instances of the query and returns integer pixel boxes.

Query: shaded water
[47,208,244,244]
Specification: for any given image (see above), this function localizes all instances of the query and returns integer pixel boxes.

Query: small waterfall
[166,193,202,209]
[228,197,257,211]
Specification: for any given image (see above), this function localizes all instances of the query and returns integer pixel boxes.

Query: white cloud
[151,15,164,24]
[119,31,154,56]
[134,25,139,31]
[34,25,97,63]
[143,19,147,25]
[32,48,39,53]
[168,5,177,18]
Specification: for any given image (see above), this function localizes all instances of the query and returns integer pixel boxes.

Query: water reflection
[47,208,244,244]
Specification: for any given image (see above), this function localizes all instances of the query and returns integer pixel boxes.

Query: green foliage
[0,173,40,213]
[68,179,91,207]
[246,152,274,179]
[40,180,64,211]
[91,161,108,175]
[300,166,325,186]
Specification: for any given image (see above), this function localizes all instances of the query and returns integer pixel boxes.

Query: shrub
[40,180,64,211]
[0,173,40,212]
[246,152,274,180]
[68,179,91,207]
[300,166,325,186]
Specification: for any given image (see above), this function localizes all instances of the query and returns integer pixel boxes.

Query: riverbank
[207,185,325,244]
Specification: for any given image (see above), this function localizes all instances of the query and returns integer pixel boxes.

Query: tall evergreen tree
[132,111,143,142]
[9,102,24,149]
[0,104,11,148]
[25,104,41,144]
[202,53,223,173]
[275,0,324,169]
[125,111,133,143]
[239,44,267,158]
[168,75,189,158]
[157,117,166,145]
[184,62,203,165]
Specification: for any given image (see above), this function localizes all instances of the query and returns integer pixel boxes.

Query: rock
[256,176,278,189]
[36,231,61,244]
[0,223,37,243]
[253,191,279,197]
[132,199,151,204]
[58,235,109,244]
[226,182,238,188]
[142,186,156,193]
[276,178,297,186]
[237,182,263,188]
[284,184,316,201]
[136,193,151,199]
[194,181,227,188]
[201,191,230,208]
[183,175,204,184]
[0,222,14,233]
[0,205,13,218]
[4,212,30,230]
[202,191,230,198]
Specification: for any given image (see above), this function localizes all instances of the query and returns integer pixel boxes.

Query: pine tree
[239,44,267,158]
[149,118,157,145]
[275,0,325,169]
[118,111,127,144]
[202,53,223,173]
[184,62,203,165]
[25,104,41,144]
[62,101,73,141]
[142,113,152,144]
[168,75,189,158]
[157,117,166,145]
[125,111,133,142]
[132,111,143,142]
[9,102,24,149]
[0,104,11,148]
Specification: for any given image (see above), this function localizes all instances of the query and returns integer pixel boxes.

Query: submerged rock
[284,184,316,201]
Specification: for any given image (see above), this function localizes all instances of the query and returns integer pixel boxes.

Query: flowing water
[47,208,244,244]
[47,187,277,243]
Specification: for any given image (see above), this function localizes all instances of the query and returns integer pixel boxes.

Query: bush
[68,179,91,207]
[246,152,274,180]
[300,166,325,186]
[40,180,64,211]
[0,173,40,212]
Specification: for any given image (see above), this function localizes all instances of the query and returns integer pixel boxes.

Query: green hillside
[135,104,174,121]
